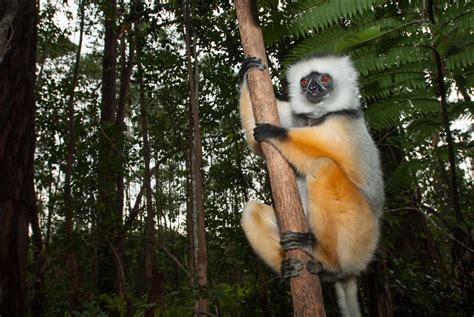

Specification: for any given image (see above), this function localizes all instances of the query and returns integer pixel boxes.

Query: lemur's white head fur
[287,55,360,118]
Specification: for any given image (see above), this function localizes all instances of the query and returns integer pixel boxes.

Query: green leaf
[335,26,383,52]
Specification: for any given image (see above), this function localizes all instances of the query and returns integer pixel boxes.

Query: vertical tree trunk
[63,0,85,310]
[0,0,37,315]
[182,1,209,315]
[235,1,326,316]
[185,161,196,284]
[138,46,166,317]
[114,21,135,312]
[97,0,120,298]
[30,202,45,317]
[141,95,154,282]
[45,163,54,247]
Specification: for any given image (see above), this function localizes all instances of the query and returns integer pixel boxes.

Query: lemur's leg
[241,200,284,273]
[242,201,321,278]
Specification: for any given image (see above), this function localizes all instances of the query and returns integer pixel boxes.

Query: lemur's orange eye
[300,78,309,88]
[321,74,331,84]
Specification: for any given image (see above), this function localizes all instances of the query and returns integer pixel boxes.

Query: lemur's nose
[307,80,320,93]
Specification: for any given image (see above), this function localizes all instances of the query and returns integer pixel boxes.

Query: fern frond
[364,98,439,129]
[386,159,427,194]
[361,62,431,101]
[438,2,473,30]
[353,46,432,76]
[286,0,377,37]
[448,101,474,121]
[283,16,415,68]
[465,68,474,87]
[445,42,474,70]
[405,116,442,145]
[282,26,349,67]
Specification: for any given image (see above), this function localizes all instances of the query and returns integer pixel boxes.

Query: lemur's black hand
[238,56,267,84]
[254,123,288,142]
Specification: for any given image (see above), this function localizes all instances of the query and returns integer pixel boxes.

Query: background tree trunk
[138,48,166,317]
[97,0,135,305]
[30,203,45,317]
[63,0,85,310]
[182,1,209,315]
[0,0,37,315]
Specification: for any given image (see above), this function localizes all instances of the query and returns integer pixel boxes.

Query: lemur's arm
[253,121,363,184]
[239,57,292,156]
[239,80,263,156]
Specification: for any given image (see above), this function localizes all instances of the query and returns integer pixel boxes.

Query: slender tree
[138,45,166,317]
[235,0,326,315]
[182,0,209,314]
[63,0,85,310]
[96,0,119,296]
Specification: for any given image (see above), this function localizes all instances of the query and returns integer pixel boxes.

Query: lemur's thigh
[305,158,345,271]
[241,200,284,273]
[306,158,373,272]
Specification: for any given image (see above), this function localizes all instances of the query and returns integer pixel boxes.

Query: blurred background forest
[0,0,473,316]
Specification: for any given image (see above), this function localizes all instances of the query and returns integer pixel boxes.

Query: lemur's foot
[280,231,316,251]
[238,56,267,83]
[306,260,323,275]
[281,258,323,279]
[281,258,304,279]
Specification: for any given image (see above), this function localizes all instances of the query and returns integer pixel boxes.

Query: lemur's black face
[300,72,333,103]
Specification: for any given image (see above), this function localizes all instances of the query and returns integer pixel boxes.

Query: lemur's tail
[335,277,362,317]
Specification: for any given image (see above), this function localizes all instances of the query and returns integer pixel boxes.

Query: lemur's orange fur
[241,98,378,274]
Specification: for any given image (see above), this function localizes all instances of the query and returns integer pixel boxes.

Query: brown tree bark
[63,0,85,310]
[0,0,37,315]
[30,200,45,317]
[182,1,209,315]
[97,0,119,296]
[98,0,135,307]
[235,1,326,316]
